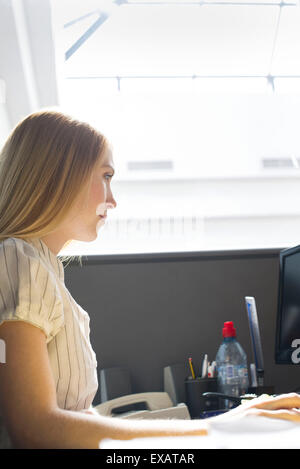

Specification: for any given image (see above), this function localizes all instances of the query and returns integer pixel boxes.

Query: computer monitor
[275,244,300,364]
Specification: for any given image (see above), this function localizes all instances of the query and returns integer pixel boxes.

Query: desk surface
[100,415,300,449]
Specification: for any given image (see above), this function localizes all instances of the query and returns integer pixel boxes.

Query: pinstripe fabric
[0,237,98,446]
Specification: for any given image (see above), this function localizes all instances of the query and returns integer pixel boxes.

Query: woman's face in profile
[65,146,117,243]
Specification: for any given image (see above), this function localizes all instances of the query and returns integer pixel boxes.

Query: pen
[189,357,196,379]
[201,354,208,378]
[211,361,216,378]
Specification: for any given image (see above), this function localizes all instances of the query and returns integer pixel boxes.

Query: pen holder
[185,377,220,419]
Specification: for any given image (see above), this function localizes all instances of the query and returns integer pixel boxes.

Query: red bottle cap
[222,321,236,338]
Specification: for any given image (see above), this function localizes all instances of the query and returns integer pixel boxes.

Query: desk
[100,415,300,449]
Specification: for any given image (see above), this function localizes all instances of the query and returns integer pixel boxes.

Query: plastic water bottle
[215,321,249,409]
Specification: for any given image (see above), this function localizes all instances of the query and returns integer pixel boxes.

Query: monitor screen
[275,245,300,364]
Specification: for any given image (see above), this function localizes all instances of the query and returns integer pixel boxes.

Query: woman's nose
[107,197,117,210]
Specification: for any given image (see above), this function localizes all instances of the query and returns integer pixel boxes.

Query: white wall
[0,0,58,128]
[0,79,11,148]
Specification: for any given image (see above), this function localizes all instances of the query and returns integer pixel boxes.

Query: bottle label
[218,364,248,388]
[225,365,234,379]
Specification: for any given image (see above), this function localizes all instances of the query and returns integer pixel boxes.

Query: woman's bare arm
[0,321,208,449]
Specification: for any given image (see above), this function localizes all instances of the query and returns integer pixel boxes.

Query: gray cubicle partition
[63,248,300,405]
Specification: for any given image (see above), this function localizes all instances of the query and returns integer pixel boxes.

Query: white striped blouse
[0,237,98,447]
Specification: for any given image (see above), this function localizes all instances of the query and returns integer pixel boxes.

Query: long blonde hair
[0,110,108,266]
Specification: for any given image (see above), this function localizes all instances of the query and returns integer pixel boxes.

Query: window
[50,0,300,254]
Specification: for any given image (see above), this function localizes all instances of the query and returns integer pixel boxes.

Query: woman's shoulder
[0,237,52,279]
[0,237,39,257]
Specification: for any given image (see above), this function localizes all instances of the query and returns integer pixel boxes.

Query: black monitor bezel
[275,244,300,364]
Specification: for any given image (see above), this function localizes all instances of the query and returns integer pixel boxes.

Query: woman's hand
[210,392,300,423]
[243,392,300,423]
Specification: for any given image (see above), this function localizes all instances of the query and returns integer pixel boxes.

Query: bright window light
[274,78,300,93]
[271,6,300,75]
[192,77,270,94]
[50,0,300,253]
[57,3,278,77]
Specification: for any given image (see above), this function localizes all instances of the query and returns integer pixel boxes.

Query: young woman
[0,110,298,449]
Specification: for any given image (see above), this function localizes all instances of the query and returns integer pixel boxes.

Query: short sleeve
[0,238,64,343]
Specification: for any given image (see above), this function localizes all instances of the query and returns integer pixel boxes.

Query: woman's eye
[104,174,113,181]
